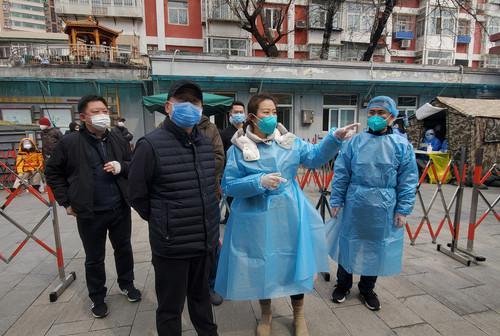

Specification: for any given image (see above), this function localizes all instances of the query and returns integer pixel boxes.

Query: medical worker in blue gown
[215,93,359,336]
[326,96,418,311]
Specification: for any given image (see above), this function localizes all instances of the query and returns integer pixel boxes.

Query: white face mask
[90,114,111,131]
[40,125,48,130]
[117,122,125,127]
[23,142,32,150]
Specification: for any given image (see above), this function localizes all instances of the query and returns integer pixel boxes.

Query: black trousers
[337,264,377,294]
[76,203,134,303]
[152,254,218,336]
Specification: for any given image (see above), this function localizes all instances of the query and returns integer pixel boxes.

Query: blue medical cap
[366,96,399,117]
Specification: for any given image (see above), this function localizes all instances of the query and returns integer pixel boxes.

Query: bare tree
[319,0,345,60]
[225,0,293,57]
[361,0,396,61]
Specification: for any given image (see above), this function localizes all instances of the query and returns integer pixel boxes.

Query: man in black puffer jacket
[129,80,219,336]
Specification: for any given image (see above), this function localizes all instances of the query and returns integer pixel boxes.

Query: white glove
[104,161,121,175]
[333,123,361,140]
[260,173,287,190]
[394,213,406,227]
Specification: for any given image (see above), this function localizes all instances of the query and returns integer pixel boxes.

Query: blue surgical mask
[367,115,388,132]
[229,113,246,125]
[256,115,278,136]
[171,102,202,128]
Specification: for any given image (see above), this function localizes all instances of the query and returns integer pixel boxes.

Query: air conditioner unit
[400,39,411,49]
[295,20,307,29]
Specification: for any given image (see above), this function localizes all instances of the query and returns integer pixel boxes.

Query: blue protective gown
[420,137,442,151]
[326,131,418,276]
[215,132,342,300]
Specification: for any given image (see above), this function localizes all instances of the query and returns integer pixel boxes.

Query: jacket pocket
[161,202,171,241]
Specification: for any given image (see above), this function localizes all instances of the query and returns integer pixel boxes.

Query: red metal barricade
[0,159,75,302]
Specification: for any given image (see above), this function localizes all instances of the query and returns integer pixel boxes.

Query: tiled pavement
[1,184,500,336]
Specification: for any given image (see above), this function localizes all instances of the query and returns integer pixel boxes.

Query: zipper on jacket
[190,140,209,250]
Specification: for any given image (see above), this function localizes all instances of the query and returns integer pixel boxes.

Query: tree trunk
[319,1,339,60]
[361,0,396,62]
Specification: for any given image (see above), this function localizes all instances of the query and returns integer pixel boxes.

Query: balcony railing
[457,35,471,44]
[55,0,143,18]
[394,31,414,40]
[2,44,145,67]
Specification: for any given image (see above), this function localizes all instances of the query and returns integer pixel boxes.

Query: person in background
[112,117,134,143]
[13,138,43,191]
[129,80,219,336]
[420,129,441,152]
[39,116,63,160]
[327,96,418,312]
[219,101,246,153]
[392,118,408,139]
[45,95,141,319]
[215,93,358,336]
[65,121,80,135]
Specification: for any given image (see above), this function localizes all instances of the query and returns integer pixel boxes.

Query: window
[147,44,158,54]
[416,15,425,37]
[394,15,411,32]
[397,96,417,118]
[168,0,188,25]
[274,94,293,131]
[487,17,500,35]
[210,38,248,56]
[427,50,453,65]
[341,43,366,61]
[346,3,374,33]
[264,8,282,30]
[210,0,238,20]
[323,95,357,131]
[458,20,469,35]
[1,109,32,125]
[428,8,455,36]
[309,45,341,60]
[309,0,341,29]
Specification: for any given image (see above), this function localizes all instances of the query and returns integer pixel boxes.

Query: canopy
[143,93,233,116]
[415,103,445,120]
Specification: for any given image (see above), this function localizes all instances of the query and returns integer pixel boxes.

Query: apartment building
[53,0,146,52]
[1,0,59,32]
[143,0,500,68]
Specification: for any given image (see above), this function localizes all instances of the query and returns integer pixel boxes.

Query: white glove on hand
[104,161,121,175]
[260,173,287,190]
[394,213,406,227]
[333,123,361,140]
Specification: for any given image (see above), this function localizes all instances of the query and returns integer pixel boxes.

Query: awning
[415,103,446,120]
[143,93,234,116]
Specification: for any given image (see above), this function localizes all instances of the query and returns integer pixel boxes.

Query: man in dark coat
[219,101,246,153]
[39,116,63,160]
[112,117,134,143]
[129,80,219,336]
[45,95,141,319]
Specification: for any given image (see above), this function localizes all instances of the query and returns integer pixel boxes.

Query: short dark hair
[119,117,126,122]
[78,95,108,114]
[231,101,245,109]
[170,87,202,105]
[247,93,277,116]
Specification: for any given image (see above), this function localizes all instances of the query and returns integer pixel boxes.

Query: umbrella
[143,93,234,116]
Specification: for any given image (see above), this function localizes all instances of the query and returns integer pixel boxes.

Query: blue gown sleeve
[222,146,267,198]
[298,129,342,169]
[395,142,419,215]
[330,141,352,208]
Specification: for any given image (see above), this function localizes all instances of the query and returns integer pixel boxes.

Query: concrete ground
[0,184,499,336]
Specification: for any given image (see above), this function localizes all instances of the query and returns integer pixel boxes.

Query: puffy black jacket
[45,126,131,218]
[129,118,219,258]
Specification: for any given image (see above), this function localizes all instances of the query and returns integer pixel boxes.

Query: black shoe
[209,289,223,306]
[91,302,109,318]
[331,285,350,303]
[359,291,381,311]
[120,286,142,302]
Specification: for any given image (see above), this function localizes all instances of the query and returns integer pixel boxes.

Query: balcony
[206,0,239,22]
[457,35,471,44]
[394,31,414,40]
[54,0,143,19]
[2,43,146,68]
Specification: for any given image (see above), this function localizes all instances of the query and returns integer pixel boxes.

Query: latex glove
[394,213,406,227]
[66,206,76,217]
[260,173,287,190]
[333,123,361,140]
[332,207,342,218]
[104,161,121,175]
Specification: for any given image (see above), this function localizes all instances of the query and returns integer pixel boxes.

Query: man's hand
[104,161,121,175]
[332,207,342,218]
[66,206,76,217]
[333,123,360,141]
[394,213,406,227]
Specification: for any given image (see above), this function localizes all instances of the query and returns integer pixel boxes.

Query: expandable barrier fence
[0,158,75,301]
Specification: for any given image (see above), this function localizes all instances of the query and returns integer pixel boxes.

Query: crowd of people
[10,80,420,336]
